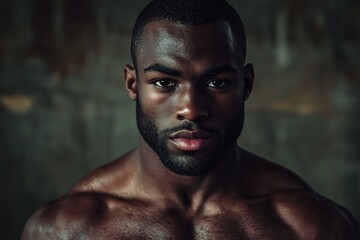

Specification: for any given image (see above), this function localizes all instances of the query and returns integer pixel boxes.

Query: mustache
[160,121,213,135]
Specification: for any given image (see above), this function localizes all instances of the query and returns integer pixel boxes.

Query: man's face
[131,21,251,176]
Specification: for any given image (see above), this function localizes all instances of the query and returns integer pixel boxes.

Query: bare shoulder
[240,149,360,239]
[271,190,360,239]
[69,149,139,194]
[21,192,109,239]
[22,150,140,240]
[21,191,152,240]
[240,148,313,197]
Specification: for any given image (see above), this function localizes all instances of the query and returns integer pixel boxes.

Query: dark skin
[22,21,360,239]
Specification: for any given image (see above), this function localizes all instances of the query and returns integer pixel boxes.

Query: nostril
[199,112,209,120]
[175,90,209,121]
[176,114,185,121]
[176,107,209,122]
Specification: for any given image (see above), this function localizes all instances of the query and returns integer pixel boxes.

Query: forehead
[136,21,242,70]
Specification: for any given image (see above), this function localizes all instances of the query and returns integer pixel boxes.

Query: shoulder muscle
[21,193,108,240]
[273,191,360,239]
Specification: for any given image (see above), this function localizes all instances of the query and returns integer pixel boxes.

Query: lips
[169,130,212,151]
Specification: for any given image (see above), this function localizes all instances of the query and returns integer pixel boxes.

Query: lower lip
[170,138,211,151]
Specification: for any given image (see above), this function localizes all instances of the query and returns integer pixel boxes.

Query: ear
[243,63,254,101]
[124,64,137,100]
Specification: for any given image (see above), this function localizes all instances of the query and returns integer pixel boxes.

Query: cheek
[138,87,174,124]
[213,94,243,118]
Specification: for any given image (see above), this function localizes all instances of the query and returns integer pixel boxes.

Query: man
[22,0,360,239]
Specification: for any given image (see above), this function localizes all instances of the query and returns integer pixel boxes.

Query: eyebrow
[144,63,182,76]
[143,63,238,78]
[200,65,238,78]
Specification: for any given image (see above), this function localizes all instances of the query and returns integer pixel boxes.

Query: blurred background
[0,0,359,239]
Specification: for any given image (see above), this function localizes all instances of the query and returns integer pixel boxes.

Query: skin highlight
[21,20,359,240]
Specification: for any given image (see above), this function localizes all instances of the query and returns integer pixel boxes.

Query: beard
[136,98,244,176]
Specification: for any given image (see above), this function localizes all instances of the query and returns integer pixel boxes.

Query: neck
[134,139,242,211]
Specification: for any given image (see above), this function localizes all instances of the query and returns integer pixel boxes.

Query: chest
[82,208,297,240]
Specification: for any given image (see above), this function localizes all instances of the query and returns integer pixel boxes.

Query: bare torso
[22,148,360,239]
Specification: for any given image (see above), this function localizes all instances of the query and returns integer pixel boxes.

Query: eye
[206,79,227,88]
[153,79,176,88]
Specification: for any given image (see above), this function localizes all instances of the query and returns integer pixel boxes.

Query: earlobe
[243,63,255,101]
[124,64,137,100]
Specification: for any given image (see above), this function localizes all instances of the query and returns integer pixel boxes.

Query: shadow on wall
[0,0,359,239]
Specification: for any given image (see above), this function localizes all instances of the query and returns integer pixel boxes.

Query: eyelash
[150,78,229,90]
[152,79,177,88]
[205,79,228,88]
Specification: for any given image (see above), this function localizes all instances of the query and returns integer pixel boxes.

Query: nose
[176,86,209,122]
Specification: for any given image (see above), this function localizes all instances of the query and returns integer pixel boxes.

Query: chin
[159,150,221,176]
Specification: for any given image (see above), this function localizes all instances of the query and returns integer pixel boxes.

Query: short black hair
[131,0,247,66]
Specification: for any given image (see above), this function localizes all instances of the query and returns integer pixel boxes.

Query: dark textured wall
[0,0,359,239]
